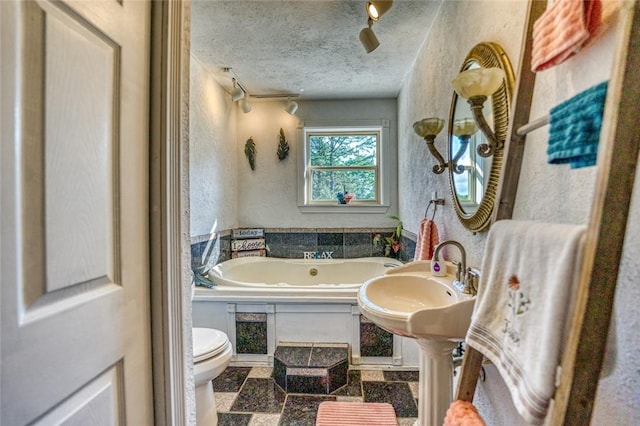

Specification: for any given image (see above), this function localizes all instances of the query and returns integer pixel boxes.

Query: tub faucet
[433,240,477,295]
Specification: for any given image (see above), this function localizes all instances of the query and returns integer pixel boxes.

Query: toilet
[192,327,233,425]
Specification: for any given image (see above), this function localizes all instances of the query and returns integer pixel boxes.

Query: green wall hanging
[244,136,256,170]
[277,128,290,161]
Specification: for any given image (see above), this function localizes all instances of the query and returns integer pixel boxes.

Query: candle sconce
[413,118,447,174]
[451,67,505,157]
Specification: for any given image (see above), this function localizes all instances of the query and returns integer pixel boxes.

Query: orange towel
[414,219,439,261]
[443,400,486,426]
[531,0,603,72]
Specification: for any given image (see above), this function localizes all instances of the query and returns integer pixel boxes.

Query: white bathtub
[193,256,402,302]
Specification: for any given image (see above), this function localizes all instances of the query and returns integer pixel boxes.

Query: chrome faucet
[433,240,477,295]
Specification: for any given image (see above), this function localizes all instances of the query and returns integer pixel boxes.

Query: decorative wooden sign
[231,238,266,252]
[231,228,266,257]
[232,228,265,239]
[232,249,266,259]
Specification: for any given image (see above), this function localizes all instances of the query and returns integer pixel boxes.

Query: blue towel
[547,81,608,168]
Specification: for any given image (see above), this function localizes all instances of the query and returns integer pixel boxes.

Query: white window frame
[297,120,391,213]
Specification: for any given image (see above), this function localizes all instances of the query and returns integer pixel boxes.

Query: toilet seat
[193,327,230,363]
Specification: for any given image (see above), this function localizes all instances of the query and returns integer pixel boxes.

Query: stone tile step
[273,343,349,394]
[273,343,348,368]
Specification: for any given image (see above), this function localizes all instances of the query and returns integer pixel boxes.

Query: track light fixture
[230,78,245,102]
[359,19,380,53]
[285,98,298,115]
[366,1,393,21]
[240,98,252,113]
[223,68,252,113]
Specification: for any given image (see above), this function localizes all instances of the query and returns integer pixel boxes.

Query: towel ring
[424,198,445,221]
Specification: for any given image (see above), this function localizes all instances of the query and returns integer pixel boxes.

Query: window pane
[311,169,376,201]
[309,134,377,167]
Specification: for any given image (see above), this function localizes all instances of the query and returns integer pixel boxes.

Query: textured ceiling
[190,0,442,100]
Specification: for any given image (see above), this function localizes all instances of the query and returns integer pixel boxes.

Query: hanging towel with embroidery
[547,81,608,169]
[466,220,585,425]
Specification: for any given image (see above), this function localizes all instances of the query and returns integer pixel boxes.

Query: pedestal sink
[357,262,475,426]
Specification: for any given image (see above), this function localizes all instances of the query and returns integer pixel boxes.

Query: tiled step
[273,343,349,394]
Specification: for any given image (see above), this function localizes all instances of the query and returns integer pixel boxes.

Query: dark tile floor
[213,366,420,425]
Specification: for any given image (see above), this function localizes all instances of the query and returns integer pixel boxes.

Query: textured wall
[399,1,638,424]
[398,0,528,268]
[189,56,238,238]
[235,98,399,229]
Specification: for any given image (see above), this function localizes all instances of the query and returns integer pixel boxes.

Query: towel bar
[516,114,550,136]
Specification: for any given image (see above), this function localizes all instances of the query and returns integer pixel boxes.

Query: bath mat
[315,401,397,425]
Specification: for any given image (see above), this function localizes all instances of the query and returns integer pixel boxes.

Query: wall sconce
[451,118,478,174]
[451,67,505,157]
[285,98,298,115]
[366,1,393,21]
[413,118,447,174]
[359,19,380,53]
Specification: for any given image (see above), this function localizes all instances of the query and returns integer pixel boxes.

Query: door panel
[1,1,152,424]
[43,1,118,294]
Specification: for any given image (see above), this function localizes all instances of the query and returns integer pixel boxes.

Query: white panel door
[1,0,152,424]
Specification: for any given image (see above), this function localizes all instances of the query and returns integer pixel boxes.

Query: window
[307,130,379,202]
[298,121,391,213]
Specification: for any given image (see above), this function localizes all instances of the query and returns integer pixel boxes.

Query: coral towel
[315,401,397,425]
[414,219,439,261]
[443,400,486,426]
[531,0,603,72]
[466,220,585,424]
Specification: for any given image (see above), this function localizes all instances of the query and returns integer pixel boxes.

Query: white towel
[466,220,585,424]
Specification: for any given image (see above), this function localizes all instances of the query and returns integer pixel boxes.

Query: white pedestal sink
[357,262,475,426]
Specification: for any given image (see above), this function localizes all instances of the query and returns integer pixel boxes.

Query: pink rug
[316,401,398,425]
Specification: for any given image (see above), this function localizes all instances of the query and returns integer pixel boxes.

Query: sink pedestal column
[416,338,458,426]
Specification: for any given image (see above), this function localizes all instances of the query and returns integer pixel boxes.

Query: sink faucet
[433,240,477,295]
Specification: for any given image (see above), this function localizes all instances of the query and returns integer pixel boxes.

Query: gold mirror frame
[447,42,514,232]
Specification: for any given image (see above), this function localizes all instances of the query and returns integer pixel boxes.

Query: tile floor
[212,366,420,425]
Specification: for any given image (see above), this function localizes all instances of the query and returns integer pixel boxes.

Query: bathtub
[195,256,403,302]
[191,256,420,369]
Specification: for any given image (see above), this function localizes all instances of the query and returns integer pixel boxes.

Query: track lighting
[285,98,298,115]
[230,78,245,102]
[359,19,380,53]
[366,1,393,21]
[240,98,252,113]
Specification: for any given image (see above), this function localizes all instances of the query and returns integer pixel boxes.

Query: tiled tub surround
[212,365,419,425]
[192,296,420,368]
[191,228,421,370]
[236,313,268,355]
[360,315,393,358]
[190,228,418,271]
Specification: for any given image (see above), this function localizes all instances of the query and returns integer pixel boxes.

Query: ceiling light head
[366,1,393,21]
[241,98,252,113]
[359,19,380,53]
[230,78,245,102]
[285,99,298,115]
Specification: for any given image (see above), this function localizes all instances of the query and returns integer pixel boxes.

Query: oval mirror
[447,42,514,232]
